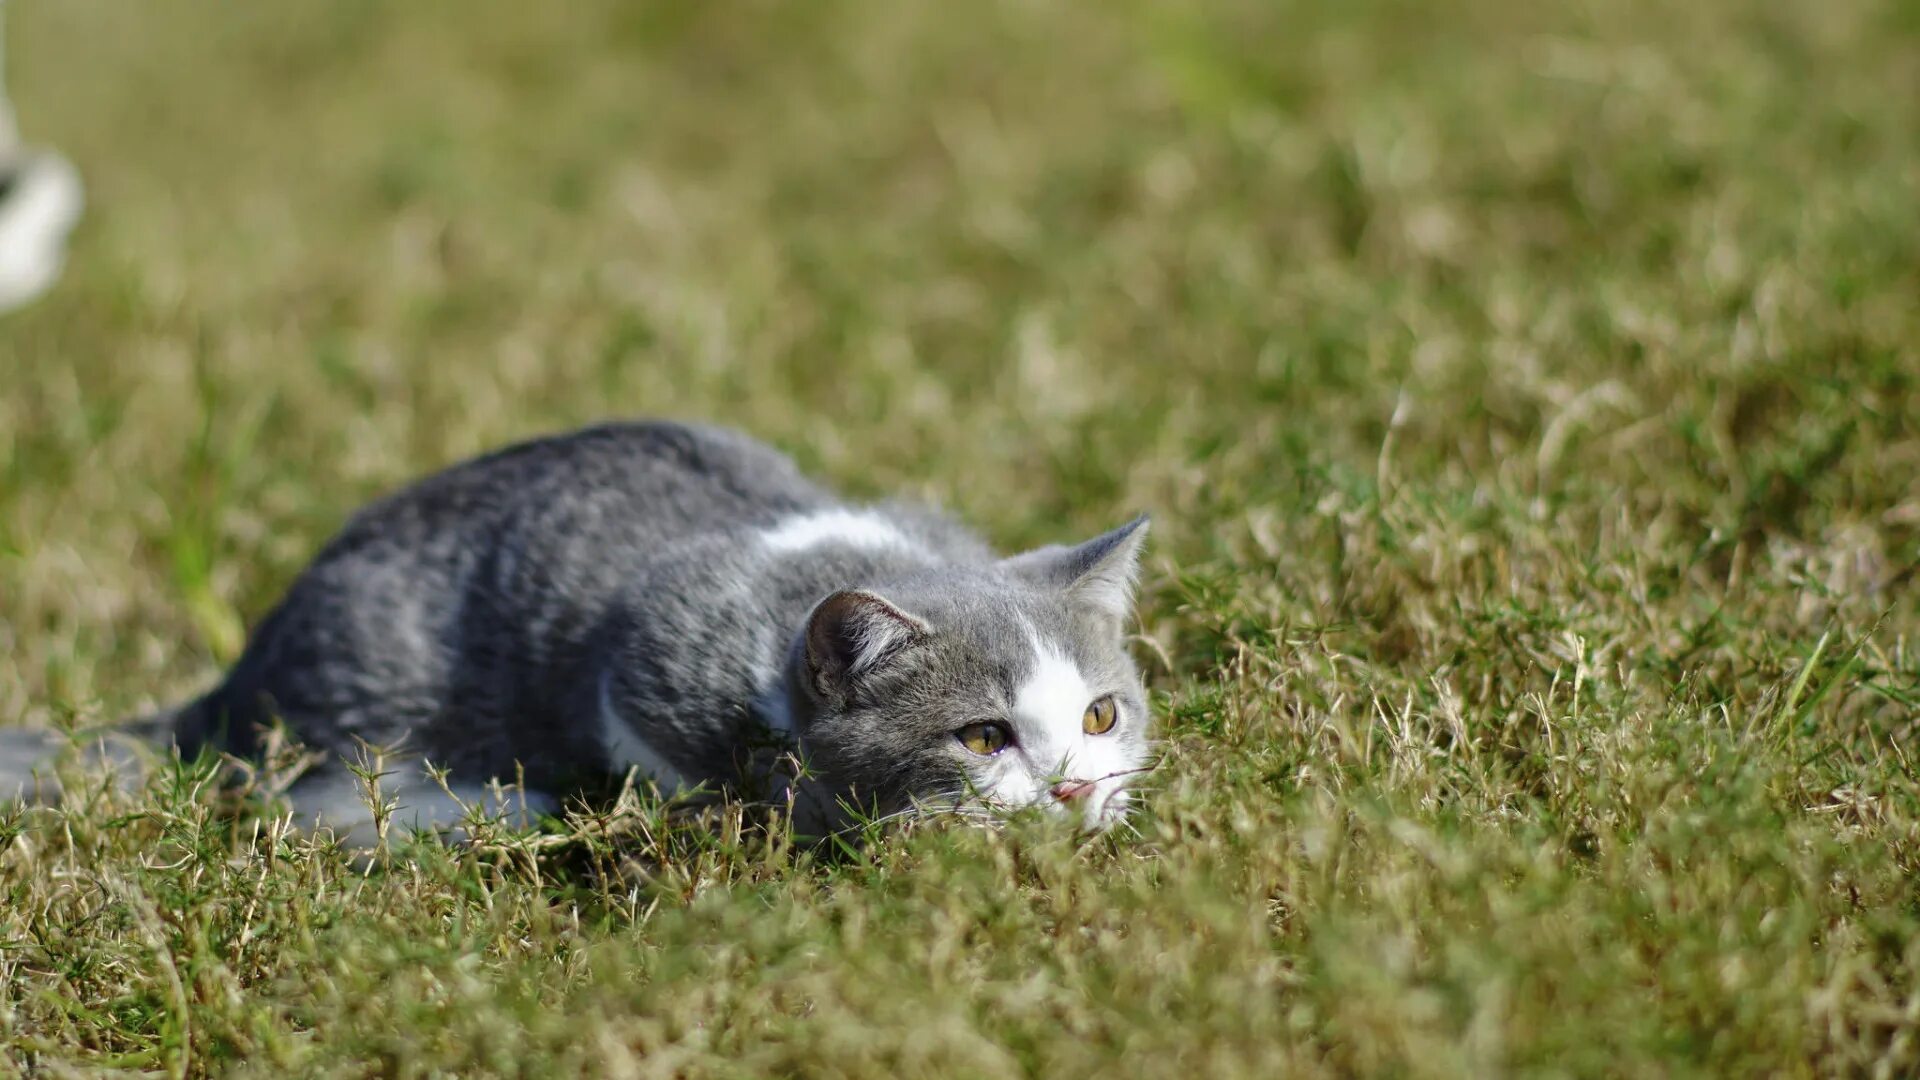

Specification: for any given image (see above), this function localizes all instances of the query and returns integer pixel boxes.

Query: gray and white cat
[4,421,1153,843]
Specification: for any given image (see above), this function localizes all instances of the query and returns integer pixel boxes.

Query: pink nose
[1051,780,1095,803]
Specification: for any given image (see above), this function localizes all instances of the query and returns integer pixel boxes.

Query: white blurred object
[0,149,81,312]
[0,0,82,314]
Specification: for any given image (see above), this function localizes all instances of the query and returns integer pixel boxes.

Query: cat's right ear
[803,589,929,701]
[1000,515,1150,621]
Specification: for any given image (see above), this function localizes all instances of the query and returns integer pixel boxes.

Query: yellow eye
[956,722,1012,756]
[1083,695,1118,735]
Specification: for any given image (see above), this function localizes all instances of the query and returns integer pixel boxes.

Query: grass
[2,0,1918,1074]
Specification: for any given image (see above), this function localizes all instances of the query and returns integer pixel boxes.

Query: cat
[2,421,1153,844]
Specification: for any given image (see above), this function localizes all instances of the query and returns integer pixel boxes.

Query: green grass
[2,0,1918,1074]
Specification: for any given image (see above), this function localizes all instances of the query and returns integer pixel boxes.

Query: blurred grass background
[1,0,1918,1074]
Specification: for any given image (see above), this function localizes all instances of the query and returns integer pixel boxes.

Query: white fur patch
[598,670,690,795]
[759,509,915,555]
[1012,632,1095,757]
[752,628,796,738]
[979,625,1142,828]
[756,687,795,738]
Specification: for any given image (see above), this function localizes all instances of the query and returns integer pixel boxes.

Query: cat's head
[787,517,1152,831]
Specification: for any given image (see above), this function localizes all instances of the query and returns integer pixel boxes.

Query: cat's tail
[0,700,199,804]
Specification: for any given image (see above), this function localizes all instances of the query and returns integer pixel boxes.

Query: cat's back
[330,421,830,555]
[194,421,833,757]
[301,419,841,648]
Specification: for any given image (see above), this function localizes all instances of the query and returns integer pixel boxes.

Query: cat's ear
[1001,515,1149,620]
[803,588,929,699]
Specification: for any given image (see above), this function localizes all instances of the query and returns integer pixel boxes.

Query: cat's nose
[1050,779,1095,802]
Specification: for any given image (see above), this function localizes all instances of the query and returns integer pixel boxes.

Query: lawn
[2,0,1918,1075]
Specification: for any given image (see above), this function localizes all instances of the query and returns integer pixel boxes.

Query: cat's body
[6,421,1153,843]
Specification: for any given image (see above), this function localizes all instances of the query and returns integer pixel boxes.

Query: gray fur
[7,421,1153,841]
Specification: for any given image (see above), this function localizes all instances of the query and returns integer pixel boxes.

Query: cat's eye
[955,721,1012,756]
[1083,695,1118,735]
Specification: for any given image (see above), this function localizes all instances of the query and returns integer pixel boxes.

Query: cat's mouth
[1044,773,1140,830]
[948,766,1150,831]
[880,765,1152,833]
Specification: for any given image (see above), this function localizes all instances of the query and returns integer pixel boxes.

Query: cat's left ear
[803,588,930,703]
[1001,515,1149,620]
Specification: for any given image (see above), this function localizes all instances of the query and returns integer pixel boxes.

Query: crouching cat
[1,422,1153,844]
